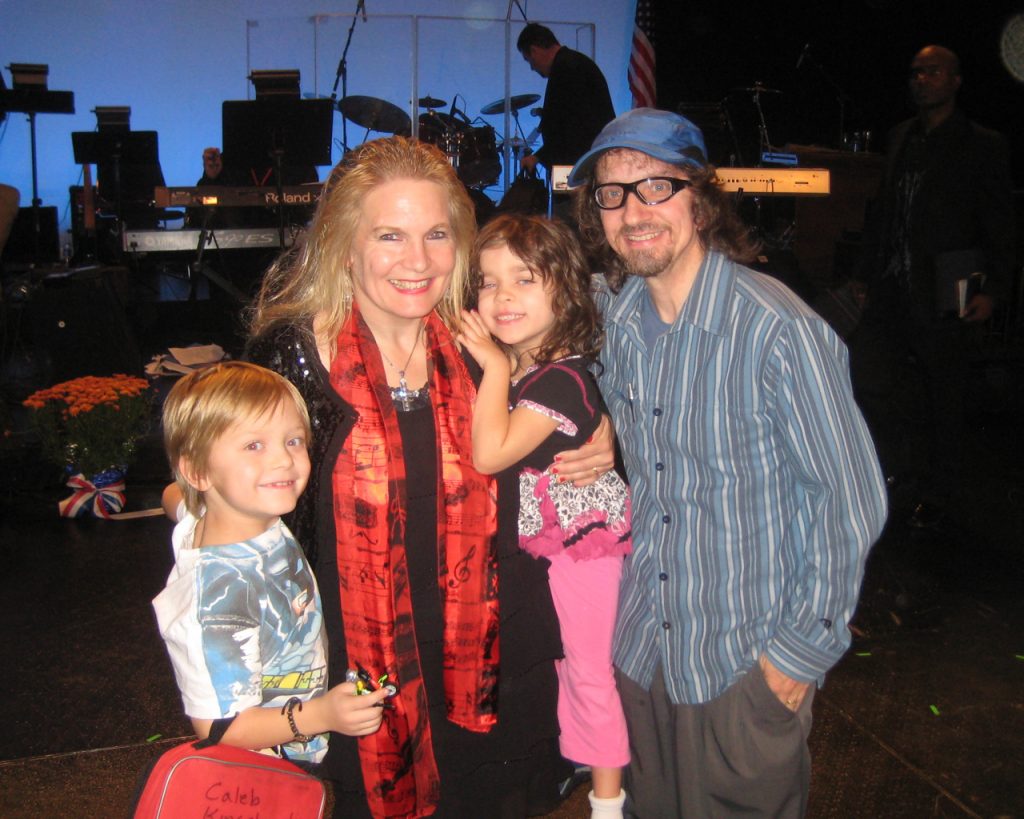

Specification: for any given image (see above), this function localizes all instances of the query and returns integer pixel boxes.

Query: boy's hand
[162,483,185,521]
[457,309,509,373]
[324,682,390,737]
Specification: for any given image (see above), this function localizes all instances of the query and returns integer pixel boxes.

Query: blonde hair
[249,136,477,344]
[162,361,311,516]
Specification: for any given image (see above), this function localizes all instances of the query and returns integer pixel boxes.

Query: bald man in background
[852,45,1014,529]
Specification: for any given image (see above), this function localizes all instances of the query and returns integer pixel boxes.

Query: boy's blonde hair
[162,361,311,516]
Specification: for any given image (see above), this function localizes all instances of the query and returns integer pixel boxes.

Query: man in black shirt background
[517,23,616,176]
[852,45,1014,529]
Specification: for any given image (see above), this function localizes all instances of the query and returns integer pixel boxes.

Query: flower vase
[58,467,127,519]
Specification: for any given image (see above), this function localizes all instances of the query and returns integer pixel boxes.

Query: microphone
[450,96,457,119]
[358,0,367,22]
[796,42,810,70]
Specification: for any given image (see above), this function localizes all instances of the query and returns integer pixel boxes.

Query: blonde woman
[247,136,612,818]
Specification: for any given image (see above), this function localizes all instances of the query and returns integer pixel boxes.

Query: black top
[535,47,615,169]
[510,357,601,473]
[859,109,1014,323]
[246,323,569,817]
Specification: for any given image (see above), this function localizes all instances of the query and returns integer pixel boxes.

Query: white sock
[588,788,626,819]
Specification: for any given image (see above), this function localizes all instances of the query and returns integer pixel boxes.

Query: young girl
[458,214,630,818]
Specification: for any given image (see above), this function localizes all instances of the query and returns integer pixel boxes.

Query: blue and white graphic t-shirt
[153,512,328,763]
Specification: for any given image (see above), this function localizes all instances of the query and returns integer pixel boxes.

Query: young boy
[154,361,388,763]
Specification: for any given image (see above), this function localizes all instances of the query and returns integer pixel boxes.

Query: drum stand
[504,107,533,177]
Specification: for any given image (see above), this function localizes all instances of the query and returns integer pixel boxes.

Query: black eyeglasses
[593,177,693,210]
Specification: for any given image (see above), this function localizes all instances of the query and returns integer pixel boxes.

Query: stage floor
[1,306,1022,817]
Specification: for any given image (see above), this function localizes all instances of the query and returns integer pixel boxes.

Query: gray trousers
[616,664,814,818]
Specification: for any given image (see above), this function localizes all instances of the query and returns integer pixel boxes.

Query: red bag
[131,737,325,818]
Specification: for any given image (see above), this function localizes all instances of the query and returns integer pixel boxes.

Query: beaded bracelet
[281,696,314,744]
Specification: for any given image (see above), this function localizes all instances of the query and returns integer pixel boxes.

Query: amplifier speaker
[1,206,59,264]
[25,267,142,383]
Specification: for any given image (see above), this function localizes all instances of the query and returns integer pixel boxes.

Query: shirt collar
[605,249,736,339]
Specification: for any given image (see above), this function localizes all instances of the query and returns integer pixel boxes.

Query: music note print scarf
[330,306,499,819]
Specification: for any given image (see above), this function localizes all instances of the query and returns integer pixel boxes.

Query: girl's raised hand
[457,309,509,374]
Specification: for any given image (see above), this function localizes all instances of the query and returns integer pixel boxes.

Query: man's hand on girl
[550,414,617,486]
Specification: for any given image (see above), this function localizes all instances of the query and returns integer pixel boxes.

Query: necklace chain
[378,322,425,411]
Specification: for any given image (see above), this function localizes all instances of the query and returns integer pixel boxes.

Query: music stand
[222,98,332,243]
[1,64,75,262]
[72,131,161,230]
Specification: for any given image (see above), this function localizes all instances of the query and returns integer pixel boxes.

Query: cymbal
[480,93,540,116]
[337,95,411,134]
[418,96,446,109]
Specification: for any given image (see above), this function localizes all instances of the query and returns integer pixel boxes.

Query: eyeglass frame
[593,176,693,210]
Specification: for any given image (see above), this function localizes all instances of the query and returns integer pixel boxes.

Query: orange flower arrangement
[23,374,152,477]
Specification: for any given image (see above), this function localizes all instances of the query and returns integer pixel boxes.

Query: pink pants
[546,551,630,768]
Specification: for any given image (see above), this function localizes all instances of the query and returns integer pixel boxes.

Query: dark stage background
[651,0,1023,185]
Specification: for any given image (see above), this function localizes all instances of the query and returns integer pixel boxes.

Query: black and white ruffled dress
[511,357,632,562]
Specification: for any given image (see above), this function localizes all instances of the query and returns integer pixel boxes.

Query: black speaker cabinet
[25,267,142,383]
[0,206,60,264]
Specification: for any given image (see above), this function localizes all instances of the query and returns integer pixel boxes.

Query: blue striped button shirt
[596,250,887,704]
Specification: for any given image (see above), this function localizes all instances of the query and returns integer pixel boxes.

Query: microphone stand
[799,49,858,149]
[506,0,527,21]
[270,144,287,251]
[330,1,365,154]
[190,206,246,303]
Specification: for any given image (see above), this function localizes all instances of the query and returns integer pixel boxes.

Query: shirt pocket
[597,370,637,427]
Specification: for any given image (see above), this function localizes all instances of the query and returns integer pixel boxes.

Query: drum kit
[335,91,541,190]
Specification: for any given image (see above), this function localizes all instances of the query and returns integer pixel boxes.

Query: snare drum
[457,125,501,189]
[418,112,463,155]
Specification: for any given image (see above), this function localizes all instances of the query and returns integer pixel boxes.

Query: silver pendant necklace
[379,323,425,411]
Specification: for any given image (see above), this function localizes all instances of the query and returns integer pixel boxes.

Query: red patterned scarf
[330,307,499,819]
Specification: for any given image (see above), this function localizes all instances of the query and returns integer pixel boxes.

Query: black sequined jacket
[246,322,353,569]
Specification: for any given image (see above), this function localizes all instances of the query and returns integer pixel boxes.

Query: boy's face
[191,400,310,542]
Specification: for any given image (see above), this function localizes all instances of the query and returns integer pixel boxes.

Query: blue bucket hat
[567,108,707,188]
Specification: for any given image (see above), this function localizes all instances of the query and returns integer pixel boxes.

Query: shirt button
[655,462,664,471]
[662,515,671,524]
[659,572,668,581]
[652,407,662,417]
[662,621,671,630]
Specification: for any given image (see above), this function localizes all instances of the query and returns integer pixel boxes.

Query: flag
[629,0,656,109]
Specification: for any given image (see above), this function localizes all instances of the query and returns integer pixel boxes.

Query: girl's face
[348,178,456,330]
[475,243,557,358]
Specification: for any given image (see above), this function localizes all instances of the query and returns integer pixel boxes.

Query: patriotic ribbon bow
[58,469,127,519]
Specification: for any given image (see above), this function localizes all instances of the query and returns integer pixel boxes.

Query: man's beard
[615,225,673,279]
[623,248,673,279]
